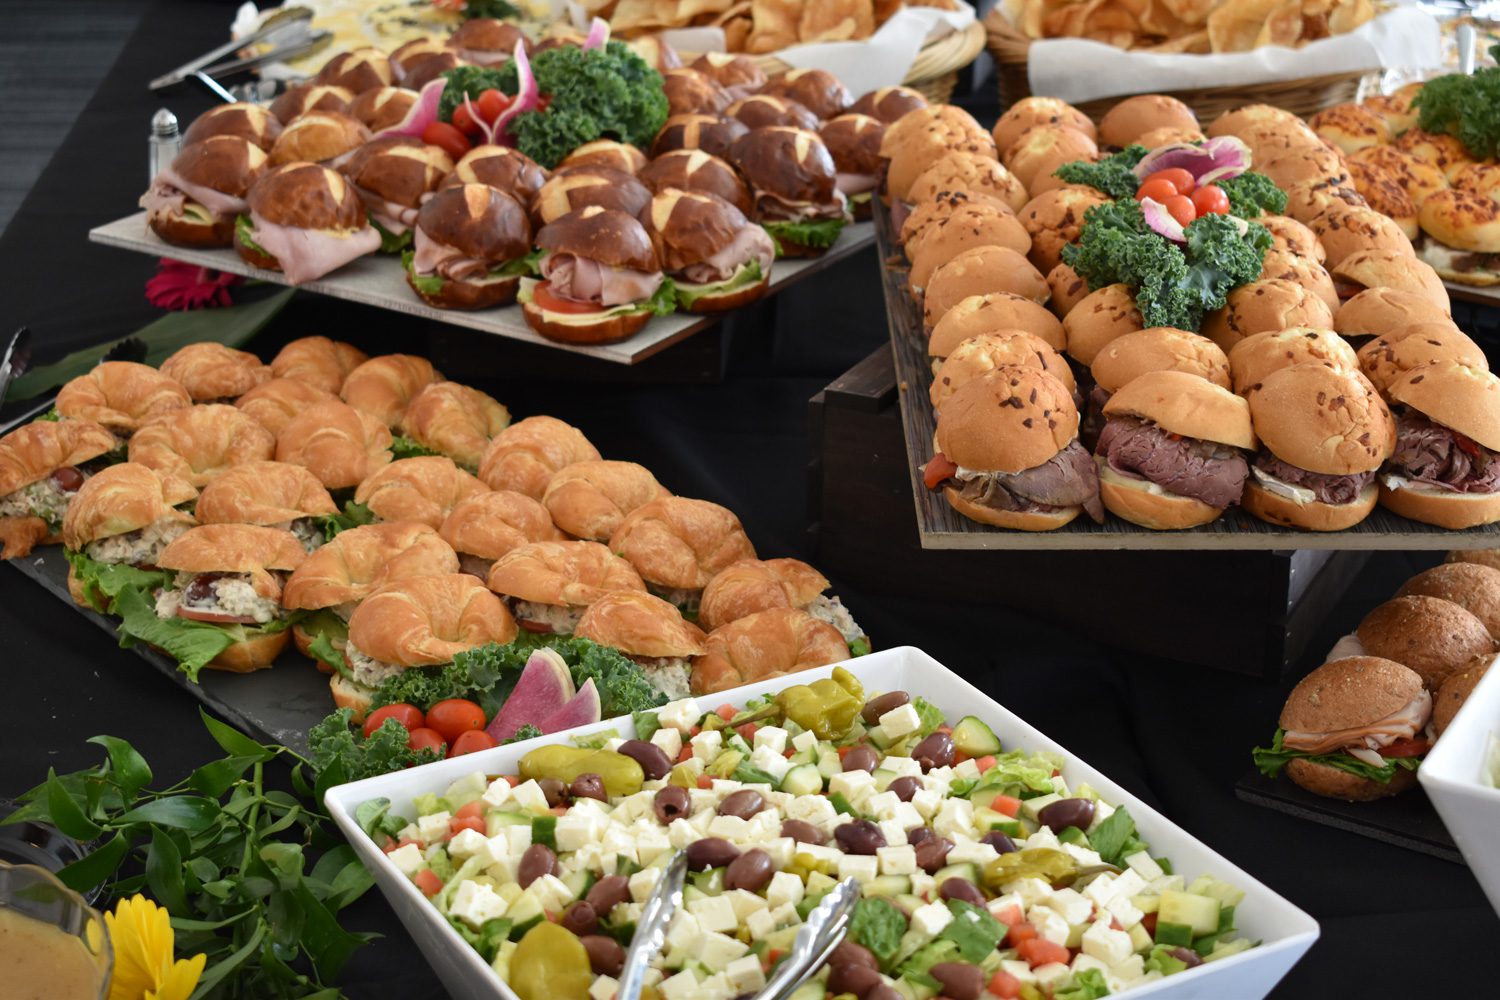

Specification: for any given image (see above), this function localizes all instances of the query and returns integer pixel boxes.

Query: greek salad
[357,668,1256,1000]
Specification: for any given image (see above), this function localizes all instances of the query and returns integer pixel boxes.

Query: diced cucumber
[781,763,823,796]
[1159,890,1220,936]
[691,868,724,895]
[863,875,912,897]
[562,869,594,899]
[932,862,980,886]
[787,981,826,1000]
[1153,921,1194,947]
[1202,937,1255,963]
[1130,893,1160,915]
[951,716,1001,757]
[1128,923,1153,954]
[726,734,753,756]
[485,810,530,836]
[445,772,487,798]
[444,791,482,811]
[1188,875,1246,908]
[830,792,859,816]
[867,724,894,750]
[765,926,800,954]
[530,815,557,850]
[1056,826,1089,847]
[805,871,837,896]
[788,746,818,765]
[873,768,899,792]
[505,890,544,937]
[817,749,843,780]
[1020,793,1062,822]
[491,939,516,979]
[683,885,706,905]
[894,894,926,916]
[1065,922,1086,949]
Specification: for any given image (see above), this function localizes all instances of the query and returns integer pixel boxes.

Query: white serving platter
[326,646,1319,1000]
[1419,654,1500,919]
[89,213,875,365]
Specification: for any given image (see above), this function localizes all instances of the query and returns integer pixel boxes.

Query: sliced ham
[355,186,421,236]
[1283,689,1432,756]
[139,166,249,222]
[836,172,878,197]
[679,225,775,285]
[411,227,489,281]
[248,213,381,285]
[755,189,848,223]
[540,252,663,307]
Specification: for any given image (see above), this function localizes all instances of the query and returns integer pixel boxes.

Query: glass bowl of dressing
[0,861,111,1000]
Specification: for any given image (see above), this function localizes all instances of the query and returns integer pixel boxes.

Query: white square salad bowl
[1418,655,1500,919]
[325,646,1320,1000]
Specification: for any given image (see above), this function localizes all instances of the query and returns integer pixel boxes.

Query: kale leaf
[1414,48,1500,160]
[1217,171,1287,218]
[1053,145,1149,200]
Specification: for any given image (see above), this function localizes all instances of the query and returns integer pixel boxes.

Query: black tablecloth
[2,2,1496,994]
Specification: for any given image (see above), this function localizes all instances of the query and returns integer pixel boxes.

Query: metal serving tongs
[149,6,314,91]
[0,327,33,415]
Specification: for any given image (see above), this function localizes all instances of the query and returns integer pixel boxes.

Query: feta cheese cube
[749,746,792,783]
[791,729,819,753]
[987,892,1023,921]
[699,931,750,970]
[1024,828,1061,851]
[1008,877,1053,906]
[1061,843,1103,868]
[877,844,917,876]
[1083,873,1117,909]
[394,823,420,843]
[481,779,512,809]
[1043,888,1094,926]
[635,828,672,865]
[723,889,769,922]
[668,818,698,849]
[838,854,879,884]
[1071,953,1110,977]
[876,820,908,847]
[785,795,839,831]
[699,972,734,1000]
[754,726,789,754]
[891,802,925,831]
[691,730,723,762]
[1030,906,1070,946]
[530,874,574,912]
[878,703,922,738]
[665,912,702,954]
[487,855,520,884]
[744,907,778,939]
[747,810,782,843]
[795,843,841,866]
[509,780,550,814]
[630,868,660,903]
[725,955,767,993]
[502,825,532,853]
[554,813,603,853]
[909,872,936,898]
[658,968,698,1000]
[933,799,975,839]
[651,727,684,760]
[387,843,424,876]
[910,901,954,937]
[882,756,922,778]
[657,698,700,734]
[1109,870,1147,901]
[910,788,942,820]
[449,879,508,928]
[1105,894,1143,929]
[1087,799,1115,831]
[767,903,800,927]
[864,791,901,820]
[1111,954,1145,982]
[947,838,999,866]
[446,828,492,864]
[827,770,876,805]
[1082,920,1135,966]
[766,871,804,909]
[1124,851,1164,882]
[1000,959,1036,984]
[707,814,750,840]
[763,837,796,869]
[952,758,981,780]
[589,976,618,1000]
[688,894,738,934]
[415,811,451,843]
[1149,874,1184,895]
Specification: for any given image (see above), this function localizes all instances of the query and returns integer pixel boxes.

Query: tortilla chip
[678,0,734,18]
[800,0,876,42]
[1207,0,1279,52]
[724,15,753,49]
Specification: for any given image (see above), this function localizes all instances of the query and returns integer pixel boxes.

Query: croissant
[438,490,562,565]
[340,354,441,428]
[283,520,459,611]
[196,461,338,525]
[157,523,307,601]
[485,540,645,607]
[609,496,756,591]
[270,335,369,394]
[477,415,601,499]
[0,419,118,497]
[542,460,668,540]
[698,558,831,632]
[158,343,272,401]
[354,456,488,528]
[128,405,276,487]
[0,516,50,559]
[690,608,849,696]
[574,590,705,659]
[348,573,517,665]
[56,362,191,434]
[234,377,337,436]
[61,462,197,550]
[274,401,393,489]
[401,381,511,469]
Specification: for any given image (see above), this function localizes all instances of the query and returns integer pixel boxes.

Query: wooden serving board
[876,204,1500,550]
[88,213,874,366]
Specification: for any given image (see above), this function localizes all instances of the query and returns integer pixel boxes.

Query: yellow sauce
[0,905,104,1000]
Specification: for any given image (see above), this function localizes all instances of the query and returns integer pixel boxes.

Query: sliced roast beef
[1254,453,1374,505]
[1080,383,1112,452]
[1388,412,1500,494]
[1096,416,1249,509]
[956,440,1103,522]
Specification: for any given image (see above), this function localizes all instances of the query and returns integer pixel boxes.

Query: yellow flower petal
[104,895,205,1000]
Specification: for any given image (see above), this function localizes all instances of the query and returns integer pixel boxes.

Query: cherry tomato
[362,703,425,739]
[425,698,487,743]
[477,88,511,123]
[422,121,472,160]
[1382,736,1430,758]
[1145,167,1195,195]
[923,452,957,490]
[1135,177,1179,203]
[1163,194,1197,227]
[449,730,499,758]
[407,727,446,754]
[1191,184,1230,216]
[450,101,478,136]
[533,281,603,314]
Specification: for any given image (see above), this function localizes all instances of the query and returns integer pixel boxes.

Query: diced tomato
[676,745,694,764]
[1456,433,1482,458]
[454,801,485,822]
[975,755,998,773]
[1382,736,1430,758]
[449,815,486,836]
[716,704,738,721]
[993,904,1024,928]
[384,838,419,854]
[1142,912,1158,936]
[532,281,604,314]
[477,88,510,123]
[414,869,443,897]
[953,750,971,765]
[838,746,853,759]
[176,607,257,624]
[505,774,521,787]
[1016,937,1069,967]
[422,121,472,160]
[690,726,702,736]
[1005,920,1037,947]
[551,805,568,816]
[784,749,796,758]
[991,794,1022,817]
[987,969,1022,998]
[696,775,714,789]
[736,722,759,743]
[923,452,957,490]
[518,619,554,633]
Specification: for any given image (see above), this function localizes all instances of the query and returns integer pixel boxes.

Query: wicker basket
[984,7,1365,122]
[682,21,988,105]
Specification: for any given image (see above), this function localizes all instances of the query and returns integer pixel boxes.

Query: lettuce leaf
[848,897,906,968]
[673,258,763,309]
[235,214,267,256]
[112,585,295,682]
[301,609,350,675]
[1253,728,1422,783]
[763,218,844,256]
[372,218,412,254]
[390,435,439,461]
[1054,968,1111,999]
[940,900,1005,961]
[312,500,376,542]
[1088,806,1145,867]
[64,550,172,613]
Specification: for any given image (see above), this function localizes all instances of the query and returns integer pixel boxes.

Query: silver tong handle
[1459,23,1478,76]
[149,6,313,90]
[756,878,862,1000]
[617,850,690,1000]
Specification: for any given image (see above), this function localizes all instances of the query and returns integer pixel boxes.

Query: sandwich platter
[89,213,874,366]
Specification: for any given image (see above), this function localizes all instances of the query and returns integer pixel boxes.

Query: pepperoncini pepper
[776,667,866,739]
[983,848,1079,891]
[517,746,644,797]
[510,923,592,1000]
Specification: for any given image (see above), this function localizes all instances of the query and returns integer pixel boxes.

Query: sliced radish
[376,77,446,139]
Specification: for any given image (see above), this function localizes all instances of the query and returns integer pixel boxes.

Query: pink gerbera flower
[144,258,242,310]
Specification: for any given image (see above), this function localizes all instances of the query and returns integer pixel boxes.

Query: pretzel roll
[542,460,669,540]
[234,378,338,436]
[348,86,418,132]
[698,558,830,633]
[348,573,517,666]
[574,590,706,658]
[128,404,275,487]
[269,83,353,123]
[315,47,393,94]
[0,419,117,497]
[56,362,192,434]
[476,415,601,499]
[182,102,282,150]
[268,110,370,167]
[486,540,645,606]
[275,400,393,489]
[559,139,650,175]
[270,336,369,395]
[158,523,307,601]
[691,608,849,696]
[439,489,562,565]
[61,462,197,550]
[608,496,757,592]
[661,68,731,117]
[849,86,927,125]
[354,455,488,529]
[195,461,337,525]
[400,382,511,469]
[444,144,551,204]
[691,52,766,96]
[282,521,458,610]
[650,114,749,160]
[158,343,272,402]
[532,166,651,227]
[340,353,441,428]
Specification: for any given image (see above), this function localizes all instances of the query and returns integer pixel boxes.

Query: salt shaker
[149,108,180,183]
